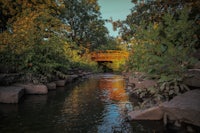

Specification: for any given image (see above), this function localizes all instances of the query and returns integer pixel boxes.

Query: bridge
[90,50,129,62]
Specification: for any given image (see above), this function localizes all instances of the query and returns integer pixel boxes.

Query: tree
[0,0,60,32]
[0,0,69,54]
[119,0,200,41]
[118,0,200,101]
[60,0,108,50]
[0,0,99,81]
[119,0,200,72]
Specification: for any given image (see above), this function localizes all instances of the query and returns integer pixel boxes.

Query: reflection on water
[97,74,133,133]
[0,74,164,133]
[99,74,128,102]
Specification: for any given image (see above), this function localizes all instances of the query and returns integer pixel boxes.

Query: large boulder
[184,69,200,87]
[15,83,48,94]
[128,106,163,120]
[0,86,24,103]
[160,89,200,127]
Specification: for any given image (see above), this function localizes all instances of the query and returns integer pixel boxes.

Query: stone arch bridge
[90,50,129,62]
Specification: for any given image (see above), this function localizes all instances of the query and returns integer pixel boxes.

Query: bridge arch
[90,50,129,62]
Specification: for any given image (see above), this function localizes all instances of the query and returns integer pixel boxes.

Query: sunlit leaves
[0,0,60,31]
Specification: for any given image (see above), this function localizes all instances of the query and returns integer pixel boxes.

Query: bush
[128,7,198,79]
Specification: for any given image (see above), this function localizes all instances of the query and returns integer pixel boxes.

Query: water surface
[0,74,164,133]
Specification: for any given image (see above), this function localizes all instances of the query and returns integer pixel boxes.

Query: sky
[98,0,134,37]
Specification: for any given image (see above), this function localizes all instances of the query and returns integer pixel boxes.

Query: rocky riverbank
[0,71,93,104]
[122,68,200,132]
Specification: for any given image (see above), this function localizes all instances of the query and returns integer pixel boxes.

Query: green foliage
[123,5,199,106]
[0,0,60,32]
[19,36,70,75]
[95,37,121,50]
[60,0,108,50]
[0,33,99,82]
[120,0,200,40]
[0,0,104,83]
[128,7,198,77]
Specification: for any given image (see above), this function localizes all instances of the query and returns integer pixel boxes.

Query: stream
[0,74,164,133]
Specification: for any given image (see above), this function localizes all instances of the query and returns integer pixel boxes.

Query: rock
[129,77,157,90]
[160,89,200,127]
[0,86,24,103]
[46,82,56,90]
[55,80,66,87]
[128,106,163,120]
[15,83,48,94]
[184,69,200,87]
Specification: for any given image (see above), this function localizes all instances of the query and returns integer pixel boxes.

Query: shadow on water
[0,74,167,133]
